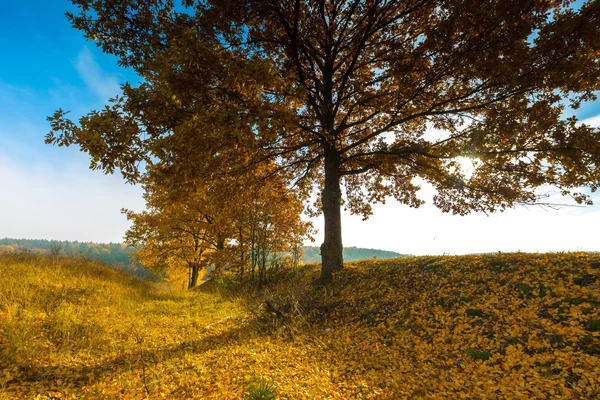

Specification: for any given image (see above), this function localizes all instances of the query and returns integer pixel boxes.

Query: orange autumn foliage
[124,161,312,289]
[48,0,600,281]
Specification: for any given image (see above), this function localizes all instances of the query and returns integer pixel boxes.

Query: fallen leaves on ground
[0,252,598,399]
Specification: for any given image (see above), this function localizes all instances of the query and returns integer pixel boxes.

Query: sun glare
[455,156,480,179]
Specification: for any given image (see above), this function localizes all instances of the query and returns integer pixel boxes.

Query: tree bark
[188,264,200,289]
[213,238,225,273]
[320,148,343,282]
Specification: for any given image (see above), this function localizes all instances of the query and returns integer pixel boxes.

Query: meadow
[0,252,598,399]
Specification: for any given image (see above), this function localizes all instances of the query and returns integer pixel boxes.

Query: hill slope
[0,238,156,279]
[0,239,407,271]
[1,252,599,398]
[302,245,407,263]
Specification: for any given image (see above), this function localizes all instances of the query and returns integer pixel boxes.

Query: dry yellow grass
[0,254,242,399]
[1,252,599,399]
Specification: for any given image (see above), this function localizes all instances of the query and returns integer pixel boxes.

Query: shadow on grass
[8,321,262,392]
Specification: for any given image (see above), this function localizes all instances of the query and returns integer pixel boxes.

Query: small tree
[125,162,311,288]
[124,180,222,289]
[49,242,64,258]
[240,178,311,286]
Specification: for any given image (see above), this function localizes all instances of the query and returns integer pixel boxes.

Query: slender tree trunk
[213,238,225,272]
[320,149,343,282]
[190,240,201,289]
[250,222,257,280]
[188,264,200,289]
[238,224,245,278]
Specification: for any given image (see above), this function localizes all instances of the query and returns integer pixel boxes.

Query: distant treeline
[0,239,407,277]
[0,238,158,280]
[303,246,407,263]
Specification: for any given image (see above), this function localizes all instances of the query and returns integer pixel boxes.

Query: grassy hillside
[302,246,407,263]
[0,238,156,280]
[1,253,599,398]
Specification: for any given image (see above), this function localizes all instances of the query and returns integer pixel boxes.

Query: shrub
[466,348,491,361]
[585,320,600,332]
[573,274,596,287]
[244,378,277,400]
[465,308,485,318]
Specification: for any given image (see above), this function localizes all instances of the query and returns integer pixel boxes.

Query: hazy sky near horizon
[2,1,600,255]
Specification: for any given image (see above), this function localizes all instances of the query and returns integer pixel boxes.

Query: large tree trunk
[320,149,343,282]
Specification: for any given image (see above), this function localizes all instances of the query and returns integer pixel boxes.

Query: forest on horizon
[0,238,406,278]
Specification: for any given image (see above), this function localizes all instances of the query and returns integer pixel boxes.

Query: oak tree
[48,0,600,282]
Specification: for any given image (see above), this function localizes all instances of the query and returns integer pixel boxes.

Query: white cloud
[580,114,600,127]
[0,153,144,243]
[74,47,121,101]
[0,81,36,104]
[308,193,600,255]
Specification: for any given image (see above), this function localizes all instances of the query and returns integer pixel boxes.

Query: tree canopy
[124,161,311,288]
[48,0,600,282]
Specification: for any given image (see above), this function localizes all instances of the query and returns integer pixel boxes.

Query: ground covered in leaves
[1,252,599,399]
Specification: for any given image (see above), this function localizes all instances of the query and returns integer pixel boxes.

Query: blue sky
[0,0,144,243]
[1,1,600,254]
